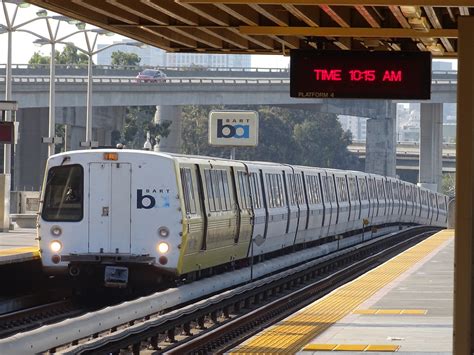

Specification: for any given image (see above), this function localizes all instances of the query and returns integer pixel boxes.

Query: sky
[0,2,454,70]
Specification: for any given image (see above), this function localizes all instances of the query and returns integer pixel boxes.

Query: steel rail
[62,226,439,355]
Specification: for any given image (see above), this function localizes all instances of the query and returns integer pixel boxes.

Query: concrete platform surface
[230,229,454,354]
[0,228,39,265]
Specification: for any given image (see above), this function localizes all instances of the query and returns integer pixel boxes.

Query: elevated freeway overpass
[348,141,456,183]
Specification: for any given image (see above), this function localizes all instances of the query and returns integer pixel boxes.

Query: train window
[249,173,262,209]
[326,176,336,202]
[358,177,368,200]
[180,168,196,215]
[384,181,392,200]
[266,173,286,208]
[217,170,232,211]
[336,176,348,202]
[295,173,306,205]
[320,176,327,202]
[237,171,251,210]
[204,170,216,212]
[438,195,446,210]
[42,164,83,222]
[212,170,223,211]
[348,177,358,201]
[368,178,376,200]
[287,174,296,206]
[277,174,286,207]
[391,181,399,200]
[406,185,412,202]
[376,180,385,200]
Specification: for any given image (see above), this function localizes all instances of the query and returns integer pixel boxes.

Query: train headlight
[50,240,62,253]
[158,226,169,238]
[157,242,169,254]
[50,225,62,237]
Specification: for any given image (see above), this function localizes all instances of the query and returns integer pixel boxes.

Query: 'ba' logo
[217,119,249,139]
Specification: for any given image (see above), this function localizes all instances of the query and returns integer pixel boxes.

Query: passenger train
[38,149,448,287]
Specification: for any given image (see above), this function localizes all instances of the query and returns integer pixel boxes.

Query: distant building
[97,40,251,68]
[432,61,453,71]
[338,115,367,141]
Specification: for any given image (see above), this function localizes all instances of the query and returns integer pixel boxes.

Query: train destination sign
[290,50,432,100]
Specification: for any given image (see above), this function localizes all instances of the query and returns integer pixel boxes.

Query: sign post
[209,110,259,158]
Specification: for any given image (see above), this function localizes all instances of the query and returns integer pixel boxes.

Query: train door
[283,170,299,240]
[294,170,308,241]
[334,173,350,235]
[262,169,289,249]
[233,166,253,247]
[179,164,206,256]
[88,162,131,254]
[302,172,324,243]
[200,165,237,250]
[357,176,370,225]
[248,168,267,252]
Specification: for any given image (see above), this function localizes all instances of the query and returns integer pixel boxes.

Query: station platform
[0,228,39,265]
[230,229,454,354]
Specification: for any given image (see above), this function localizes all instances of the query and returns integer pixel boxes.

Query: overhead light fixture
[427,43,445,55]
[408,17,430,32]
[36,9,48,17]
[33,38,49,46]
[420,37,437,46]
[75,22,86,30]
[4,0,30,7]
[400,6,422,18]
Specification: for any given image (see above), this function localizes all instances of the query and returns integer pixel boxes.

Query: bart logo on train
[137,189,171,209]
[216,119,250,139]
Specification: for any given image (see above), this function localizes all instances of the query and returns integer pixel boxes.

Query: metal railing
[0,75,458,86]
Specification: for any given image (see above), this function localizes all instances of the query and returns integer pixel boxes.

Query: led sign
[290,50,431,100]
[0,122,14,144]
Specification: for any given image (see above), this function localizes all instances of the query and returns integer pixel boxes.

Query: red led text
[313,68,403,83]
[313,69,342,81]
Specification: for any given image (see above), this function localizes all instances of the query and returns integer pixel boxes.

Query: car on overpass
[135,69,167,83]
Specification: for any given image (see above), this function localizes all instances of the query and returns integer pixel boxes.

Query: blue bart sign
[209,110,259,147]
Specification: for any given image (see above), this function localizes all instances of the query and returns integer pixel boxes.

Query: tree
[116,106,171,149]
[180,105,359,170]
[111,51,141,66]
[292,112,359,169]
[28,44,89,65]
[28,52,50,65]
[56,44,88,65]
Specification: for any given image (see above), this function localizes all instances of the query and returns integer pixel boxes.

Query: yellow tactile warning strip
[230,229,453,354]
[0,246,39,257]
[353,309,427,315]
[303,343,400,352]
[0,246,40,265]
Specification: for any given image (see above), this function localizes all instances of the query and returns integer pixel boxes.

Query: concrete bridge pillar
[365,103,396,177]
[14,107,49,190]
[418,103,443,192]
[66,125,86,151]
[154,105,182,153]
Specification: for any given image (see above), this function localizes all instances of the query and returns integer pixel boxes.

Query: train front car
[38,150,182,287]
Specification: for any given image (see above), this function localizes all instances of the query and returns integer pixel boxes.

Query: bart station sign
[290,50,432,100]
[209,110,259,147]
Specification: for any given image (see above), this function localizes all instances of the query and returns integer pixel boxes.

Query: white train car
[38,149,448,287]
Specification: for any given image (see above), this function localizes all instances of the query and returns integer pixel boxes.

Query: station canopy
[26,1,468,57]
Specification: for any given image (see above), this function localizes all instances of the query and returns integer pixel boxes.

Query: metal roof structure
[26,1,467,57]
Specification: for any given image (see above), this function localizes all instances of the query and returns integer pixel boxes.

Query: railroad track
[56,226,439,355]
[0,300,86,339]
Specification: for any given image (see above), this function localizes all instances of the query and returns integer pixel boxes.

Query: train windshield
[42,164,83,222]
